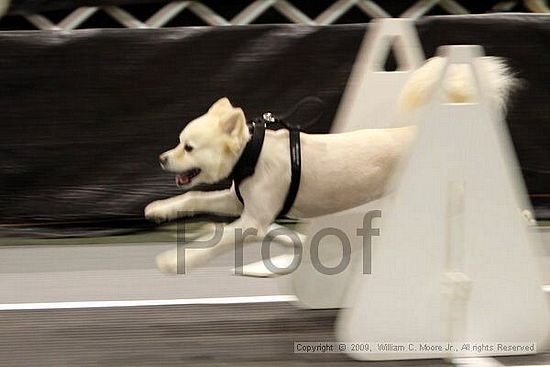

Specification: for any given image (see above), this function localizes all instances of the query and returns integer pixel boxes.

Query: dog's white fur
[145,56,514,274]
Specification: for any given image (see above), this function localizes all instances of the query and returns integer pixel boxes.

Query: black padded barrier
[0,14,549,237]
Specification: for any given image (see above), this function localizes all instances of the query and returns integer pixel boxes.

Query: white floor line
[0,295,298,311]
[0,286,547,311]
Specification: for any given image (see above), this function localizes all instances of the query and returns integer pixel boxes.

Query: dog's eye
[184,144,194,153]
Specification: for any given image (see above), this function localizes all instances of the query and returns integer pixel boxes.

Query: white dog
[145,56,514,274]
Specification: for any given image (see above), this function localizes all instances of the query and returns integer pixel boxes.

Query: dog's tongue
[176,173,191,186]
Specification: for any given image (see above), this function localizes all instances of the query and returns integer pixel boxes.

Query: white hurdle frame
[336,44,550,361]
[288,18,425,310]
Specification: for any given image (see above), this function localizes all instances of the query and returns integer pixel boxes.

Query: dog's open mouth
[175,168,201,186]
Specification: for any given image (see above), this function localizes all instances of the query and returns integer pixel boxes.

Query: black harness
[230,112,301,219]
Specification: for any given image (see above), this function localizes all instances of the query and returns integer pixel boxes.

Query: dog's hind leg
[145,188,243,223]
[231,224,306,278]
[266,223,307,246]
[233,254,298,278]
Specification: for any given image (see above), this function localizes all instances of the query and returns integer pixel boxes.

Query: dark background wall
[0,14,549,237]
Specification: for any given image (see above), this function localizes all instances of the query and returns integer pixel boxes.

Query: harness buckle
[262,112,276,123]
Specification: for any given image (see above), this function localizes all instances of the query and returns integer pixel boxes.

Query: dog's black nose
[159,155,168,165]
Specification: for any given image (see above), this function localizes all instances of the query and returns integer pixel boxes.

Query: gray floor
[0,240,295,304]
[0,225,548,366]
[1,226,548,304]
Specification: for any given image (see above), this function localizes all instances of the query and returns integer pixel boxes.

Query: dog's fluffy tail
[399,56,517,114]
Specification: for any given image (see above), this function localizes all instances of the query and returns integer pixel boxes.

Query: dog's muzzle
[175,168,201,186]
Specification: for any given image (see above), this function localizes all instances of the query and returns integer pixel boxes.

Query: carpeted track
[1,302,548,367]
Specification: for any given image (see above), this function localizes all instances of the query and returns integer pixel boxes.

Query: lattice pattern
[0,0,548,30]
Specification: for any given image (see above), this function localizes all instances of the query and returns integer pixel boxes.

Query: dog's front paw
[155,247,212,275]
[144,200,172,223]
[156,248,178,274]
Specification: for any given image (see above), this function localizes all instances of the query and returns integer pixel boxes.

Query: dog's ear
[219,107,246,137]
[208,97,233,115]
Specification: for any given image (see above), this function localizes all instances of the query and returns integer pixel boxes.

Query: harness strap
[232,120,265,205]
[279,128,301,217]
[231,116,301,218]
